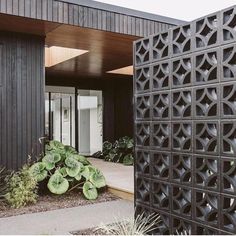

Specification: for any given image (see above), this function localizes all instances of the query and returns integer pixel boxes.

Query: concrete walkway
[89,158,134,194]
[0,200,133,235]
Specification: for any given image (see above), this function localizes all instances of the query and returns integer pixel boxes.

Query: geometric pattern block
[152,211,171,235]
[172,153,192,185]
[172,89,192,119]
[194,155,219,191]
[194,13,219,49]
[221,195,236,233]
[221,83,236,118]
[152,61,170,91]
[172,216,192,235]
[134,6,236,235]
[152,151,170,181]
[172,56,192,88]
[135,204,151,219]
[221,157,236,195]
[222,44,236,82]
[135,66,151,93]
[135,95,151,120]
[172,186,192,218]
[135,38,150,65]
[194,85,219,118]
[152,122,171,150]
[152,91,170,120]
[135,122,151,147]
[136,177,150,205]
[194,189,219,227]
[171,24,192,56]
[194,50,219,85]
[152,31,169,61]
[221,121,236,156]
[135,150,150,177]
[194,121,219,155]
[172,122,192,152]
[222,7,236,43]
[151,181,170,211]
[192,223,220,235]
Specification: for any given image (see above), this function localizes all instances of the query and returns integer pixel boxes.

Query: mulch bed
[0,190,119,218]
[72,227,106,235]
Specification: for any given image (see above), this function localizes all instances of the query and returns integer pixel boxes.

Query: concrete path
[0,200,134,235]
[89,158,134,193]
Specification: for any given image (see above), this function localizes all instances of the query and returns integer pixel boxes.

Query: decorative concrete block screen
[134,6,236,235]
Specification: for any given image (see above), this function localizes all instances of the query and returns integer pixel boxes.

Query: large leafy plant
[30,140,106,200]
[94,136,134,165]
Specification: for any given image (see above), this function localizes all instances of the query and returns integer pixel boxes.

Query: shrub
[0,167,11,204]
[93,136,134,165]
[30,140,106,200]
[5,166,38,208]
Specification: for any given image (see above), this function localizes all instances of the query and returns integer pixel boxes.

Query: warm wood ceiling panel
[45,24,139,81]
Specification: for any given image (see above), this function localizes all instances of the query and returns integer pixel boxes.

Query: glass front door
[45,87,103,155]
[77,90,103,155]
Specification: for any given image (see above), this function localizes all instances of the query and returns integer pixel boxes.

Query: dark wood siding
[0,32,45,169]
[0,0,176,37]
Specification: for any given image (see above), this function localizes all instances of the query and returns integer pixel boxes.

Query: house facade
[0,0,184,169]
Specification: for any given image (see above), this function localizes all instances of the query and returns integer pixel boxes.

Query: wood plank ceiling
[0,0,183,84]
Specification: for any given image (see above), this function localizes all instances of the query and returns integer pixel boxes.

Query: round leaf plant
[30,162,47,182]
[30,140,106,200]
[89,169,106,188]
[47,173,69,195]
[83,181,98,200]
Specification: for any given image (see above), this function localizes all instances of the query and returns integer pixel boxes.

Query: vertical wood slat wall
[0,0,175,37]
[0,32,45,169]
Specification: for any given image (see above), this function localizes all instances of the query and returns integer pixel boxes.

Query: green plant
[96,212,160,235]
[5,166,38,208]
[94,136,134,165]
[30,140,106,200]
[0,167,11,203]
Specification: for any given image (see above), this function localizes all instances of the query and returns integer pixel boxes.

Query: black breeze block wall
[134,5,236,235]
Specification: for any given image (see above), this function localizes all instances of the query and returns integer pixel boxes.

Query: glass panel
[49,93,75,146]
[45,92,50,140]
[61,95,75,146]
[78,90,103,155]
[51,93,62,142]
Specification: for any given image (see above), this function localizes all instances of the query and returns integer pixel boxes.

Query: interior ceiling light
[45,46,88,67]
[107,65,133,75]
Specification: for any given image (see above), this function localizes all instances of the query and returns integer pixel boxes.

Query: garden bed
[0,190,119,218]
[72,227,104,235]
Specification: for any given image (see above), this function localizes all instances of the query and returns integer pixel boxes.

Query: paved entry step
[88,158,134,201]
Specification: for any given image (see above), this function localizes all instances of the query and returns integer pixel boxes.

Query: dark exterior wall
[103,78,133,142]
[46,76,133,143]
[0,0,177,37]
[0,32,45,169]
[134,5,236,235]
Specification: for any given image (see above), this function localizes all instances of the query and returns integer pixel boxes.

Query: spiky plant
[177,229,191,235]
[96,212,160,235]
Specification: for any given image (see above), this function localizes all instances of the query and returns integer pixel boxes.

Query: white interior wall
[45,86,103,155]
